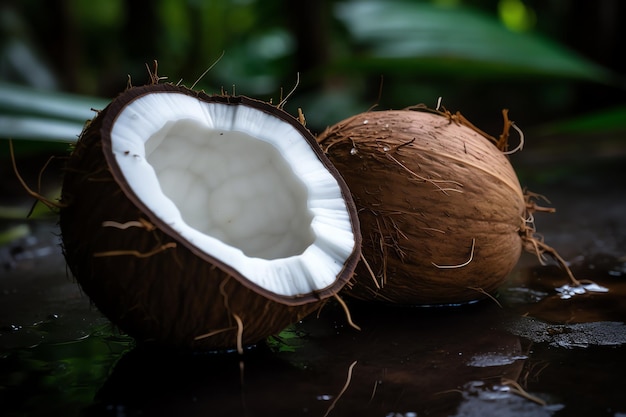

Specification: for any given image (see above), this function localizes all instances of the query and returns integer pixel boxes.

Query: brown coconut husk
[317,106,578,305]
[53,83,361,350]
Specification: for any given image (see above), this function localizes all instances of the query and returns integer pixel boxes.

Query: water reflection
[82,252,626,416]
[503,255,626,323]
[2,223,626,416]
[0,329,130,417]
[85,301,531,417]
[451,380,564,417]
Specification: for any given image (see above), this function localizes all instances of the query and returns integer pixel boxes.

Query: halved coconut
[60,83,361,349]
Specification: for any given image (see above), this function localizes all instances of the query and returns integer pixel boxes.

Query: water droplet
[383,146,390,152]
[363,120,369,124]
[583,283,609,292]
[469,381,485,388]
[384,124,389,128]
[7,324,22,332]
[555,283,609,299]
[317,394,333,401]
[350,148,358,155]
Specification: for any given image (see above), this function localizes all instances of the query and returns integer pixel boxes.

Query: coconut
[317,108,552,305]
[59,83,361,350]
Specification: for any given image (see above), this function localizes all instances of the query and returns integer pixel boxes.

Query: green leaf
[334,0,611,81]
[0,82,107,122]
[0,115,85,142]
[534,106,626,136]
[0,83,105,145]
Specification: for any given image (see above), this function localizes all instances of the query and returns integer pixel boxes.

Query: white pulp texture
[109,92,355,297]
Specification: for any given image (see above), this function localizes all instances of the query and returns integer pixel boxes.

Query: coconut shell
[59,84,360,350]
[317,110,525,305]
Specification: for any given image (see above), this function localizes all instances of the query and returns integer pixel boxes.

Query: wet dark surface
[1,142,625,417]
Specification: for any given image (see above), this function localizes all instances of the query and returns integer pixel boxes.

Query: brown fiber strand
[374,217,389,286]
[360,253,380,289]
[501,378,546,406]
[37,155,58,196]
[333,293,361,331]
[323,361,358,417]
[101,219,156,231]
[468,286,502,308]
[392,107,523,199]
[194,326,237,341]
[239,360,245,389]
[92,242,176,258]
[277,72,299,109]
[385,153,463,195]
[502,123,525,155]
[297,108,306,126]
[408,143,521,200]
[527,238,582,287]
[369,380,379,402]
[9,139,64,210]
[191,50,225,90]
[145,60,167,85]
[521,190,582,286]
[233,313,244,355]
[437,106,512,152]
[219,278,232,318]
[432,238,476,269]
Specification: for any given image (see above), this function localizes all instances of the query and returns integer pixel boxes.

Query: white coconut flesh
[109,92,356,297]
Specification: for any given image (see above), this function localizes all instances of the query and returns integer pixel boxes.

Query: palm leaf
[0,82,107,144]
[334,1,611,81]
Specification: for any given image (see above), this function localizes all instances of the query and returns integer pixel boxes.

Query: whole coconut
[317,108,547,305]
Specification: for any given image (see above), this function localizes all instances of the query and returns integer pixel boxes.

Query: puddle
[554,282,609,299]
[450,380,564,417]
[467,353,528,368]
[3,250,626,417]
[508,319,626,348]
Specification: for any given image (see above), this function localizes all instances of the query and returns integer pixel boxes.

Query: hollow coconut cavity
[317,108,555,305]
[59,83,361,349]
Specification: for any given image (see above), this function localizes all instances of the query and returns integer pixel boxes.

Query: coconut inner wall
[145,119,315,260]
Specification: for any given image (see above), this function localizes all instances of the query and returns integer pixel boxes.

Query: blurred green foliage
[1,0,625,140]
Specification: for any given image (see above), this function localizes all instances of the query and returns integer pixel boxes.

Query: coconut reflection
[86,300,529,417]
